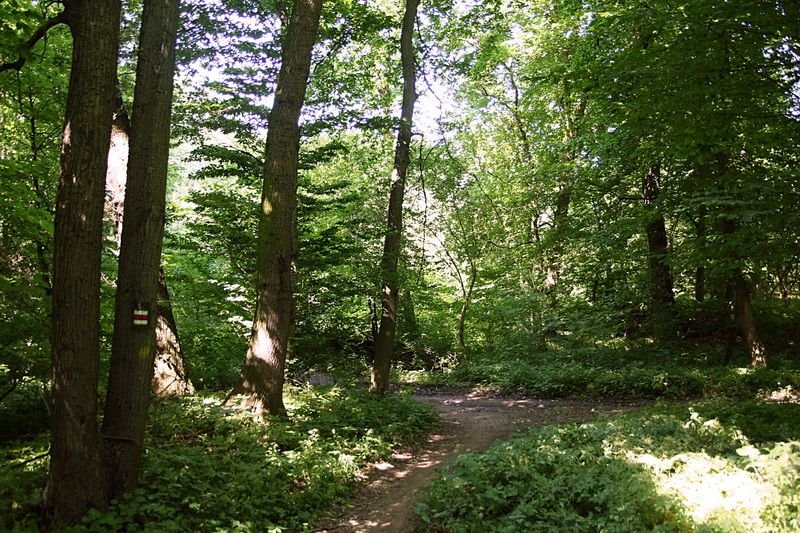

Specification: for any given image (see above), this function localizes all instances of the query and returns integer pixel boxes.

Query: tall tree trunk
[44,0,121,525]
[105,84,129,254]
[544,96,583,297]
[457,263,476,355]
[734,271,766,367]
[101,0,179,500]
[717,153,766,367]
[642,165,675,311]
[104,85,192,398]
[721,217,767,367]
[694,204,706,302]
[371,0,419,395]
[237,0,323,416]
[544,184,570,293]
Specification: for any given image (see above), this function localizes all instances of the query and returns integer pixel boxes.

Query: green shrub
[0,386,438,532]
[417,404,800,532]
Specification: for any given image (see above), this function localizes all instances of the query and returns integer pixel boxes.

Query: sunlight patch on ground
[762,385,799,403]
[627,450,777,531]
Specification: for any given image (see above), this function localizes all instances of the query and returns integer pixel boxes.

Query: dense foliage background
[1,0,798,530]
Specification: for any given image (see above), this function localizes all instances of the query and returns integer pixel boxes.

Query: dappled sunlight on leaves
[418,405,800,532]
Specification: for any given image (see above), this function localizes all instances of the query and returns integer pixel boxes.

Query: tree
[0,2,68,393]
[236,0,324,416]
[152,266,194,397]
[371,0,420,395]
[642,165,674,311]
[43,0,121,524]
[101,0,180,499]
[104,85,193,398]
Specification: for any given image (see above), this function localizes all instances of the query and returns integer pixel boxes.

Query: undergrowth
[0,386,438,532]
[416,401,800,532]
[398,341,800,401]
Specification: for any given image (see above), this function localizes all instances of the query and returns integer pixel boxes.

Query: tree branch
[0,13,66,73]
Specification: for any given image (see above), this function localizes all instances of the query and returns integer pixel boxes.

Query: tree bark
[237,0,323,416]
[103,85,193,398]
[694,204,706,302]
[371,0,419,395]
[734,271,766,367]
[457,263,476,354]
[544,184,570,293]
[717,152,766,367]
[44,0,121,525]
[544,96,583,297]
[101,0,179,500]
[721,217,767,367]
[105,84,130,254]
[153,267,194,397]
[642,165,675,311]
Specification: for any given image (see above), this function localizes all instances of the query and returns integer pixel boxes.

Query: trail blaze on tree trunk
[237,0,323,416]
[642,165,675,311]
[44,0,121,524]
[371,0,419,395]
[104,86,193,398]
[102,0,179,500]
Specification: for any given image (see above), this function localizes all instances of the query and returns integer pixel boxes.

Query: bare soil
[313,388,645,532]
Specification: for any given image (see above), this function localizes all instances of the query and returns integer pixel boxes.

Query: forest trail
[313,390,644,532]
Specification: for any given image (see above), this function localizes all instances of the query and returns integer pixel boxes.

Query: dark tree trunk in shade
[642,165,675,310]
[734,272,766,367]
[694,204,707,302]
[101,0,179,500]
[457,263,477,354]
[717,152,766,367]
[44,0,121,525]
[721,218,767,367]
[544,98,582,297]
[371,0,419,395]
[236,0,323,416]
[544,184,570,293]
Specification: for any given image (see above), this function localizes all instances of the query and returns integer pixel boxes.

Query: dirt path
[313,389,644,532]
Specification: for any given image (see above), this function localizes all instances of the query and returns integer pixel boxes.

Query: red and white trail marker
[133,309,149,326]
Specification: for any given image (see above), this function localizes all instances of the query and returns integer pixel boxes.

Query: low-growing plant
[0,386,438,532]
[416,402,800,532]
[411,340,799,402]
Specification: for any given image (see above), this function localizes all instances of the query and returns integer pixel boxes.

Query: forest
[1,0,799,530]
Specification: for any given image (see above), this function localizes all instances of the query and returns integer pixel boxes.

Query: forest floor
[313,387,647,532]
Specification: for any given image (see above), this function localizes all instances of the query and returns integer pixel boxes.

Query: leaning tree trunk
[236,0,323,417]
[371,0,419,395]
[642,165,675,311]
[101,0,179,500]
[44,0,121,525]
[153,267,194,396]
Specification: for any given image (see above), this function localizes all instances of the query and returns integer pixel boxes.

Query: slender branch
[0,380,19,404]
[10,449,50,468]
[0,13,66,73]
